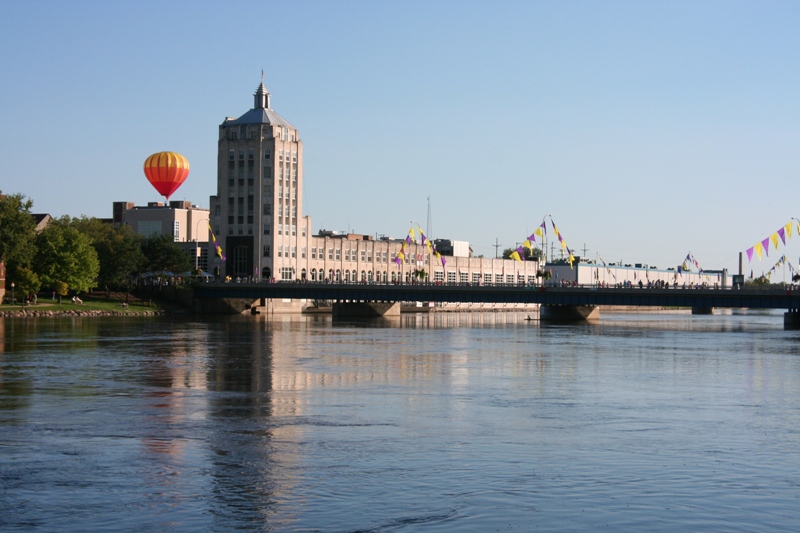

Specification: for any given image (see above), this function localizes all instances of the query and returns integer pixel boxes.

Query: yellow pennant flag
[561,240,567,249]
[409,227,415,242]
[523,239,533,251]
[509,251,522,263]
[534,227,544,238]
[770,232,780,250]
[755,242,764,260]
[568,253,575,269]
[785,222,794,239]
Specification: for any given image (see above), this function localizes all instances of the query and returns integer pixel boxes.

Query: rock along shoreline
[0,308,168,318]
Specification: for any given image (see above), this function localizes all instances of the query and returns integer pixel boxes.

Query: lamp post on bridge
[194,218,209,274]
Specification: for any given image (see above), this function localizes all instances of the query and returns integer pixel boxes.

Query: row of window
[225,148,298,162]
[307,247,430,264]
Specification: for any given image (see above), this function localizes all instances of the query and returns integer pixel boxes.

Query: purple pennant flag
[516,246,526,260]
[405,235,412,245]
[746,247,754,262]
[528,233,536,243]
[761,237,770,257]
[778,227,786,245]
[441,256,447,267]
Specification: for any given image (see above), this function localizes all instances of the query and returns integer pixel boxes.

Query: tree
[141,235,192,286]
[15,267,41,306]
[34,220,100,295]
[54,281,68,304]
[502,246,543,261]
[69,216,145,291]
[0,192,37,285]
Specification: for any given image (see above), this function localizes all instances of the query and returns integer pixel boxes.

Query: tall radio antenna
[426,196,432,241]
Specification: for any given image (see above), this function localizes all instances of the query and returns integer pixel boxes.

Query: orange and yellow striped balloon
[143,151,190,200]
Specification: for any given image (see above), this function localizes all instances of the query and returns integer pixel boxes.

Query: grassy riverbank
[0,290,173,317]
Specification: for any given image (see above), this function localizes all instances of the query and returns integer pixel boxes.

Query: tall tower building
[210,81,303,279]
[211,81,539,290]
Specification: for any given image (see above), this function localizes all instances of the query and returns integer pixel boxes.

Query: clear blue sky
[2,0,798,276]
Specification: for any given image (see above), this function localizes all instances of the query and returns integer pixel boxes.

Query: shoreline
[0,308,167,318]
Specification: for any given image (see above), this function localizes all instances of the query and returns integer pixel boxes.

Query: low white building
[546,258,728,288]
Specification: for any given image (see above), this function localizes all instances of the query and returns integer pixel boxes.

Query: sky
[1,0,799,277]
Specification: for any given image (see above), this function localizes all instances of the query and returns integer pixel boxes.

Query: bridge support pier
[784,310,800,329]
[691,307,714,315]
[540,305,599,322]
[332,302,401,318]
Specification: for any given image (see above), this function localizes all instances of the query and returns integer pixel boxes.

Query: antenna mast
[426,196,432,241]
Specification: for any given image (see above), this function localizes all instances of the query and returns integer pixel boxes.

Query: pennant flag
[208,222,226,261]
[770,232,780,250]
[522,239,533,251]
[409,227,416,243]
[527,233,537,243]
[761,237,770,257]
[746,247,754,262]
[509,251,522,263]
[778,227,786,245]
[755,242,764,260]
[786,222,794,240]
[516,246,526,260]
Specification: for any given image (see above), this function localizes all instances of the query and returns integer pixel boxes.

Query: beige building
[116,200,211,272]
[210,82,540,284]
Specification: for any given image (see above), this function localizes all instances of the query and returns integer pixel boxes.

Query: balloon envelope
[144,152,190,200]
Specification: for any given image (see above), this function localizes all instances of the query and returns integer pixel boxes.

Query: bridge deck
[194,282,800,310]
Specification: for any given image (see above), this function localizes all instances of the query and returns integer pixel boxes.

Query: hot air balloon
[143,152,190,201]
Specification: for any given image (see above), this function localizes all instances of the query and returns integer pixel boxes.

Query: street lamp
[10,282,14,306]
[194,218,210,274]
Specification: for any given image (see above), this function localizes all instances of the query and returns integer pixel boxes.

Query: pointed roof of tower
[224,82,295,129]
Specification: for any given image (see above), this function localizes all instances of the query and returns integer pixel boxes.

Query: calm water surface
[1,311,800,531]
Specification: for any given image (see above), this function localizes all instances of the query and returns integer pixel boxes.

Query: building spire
[254,76,270,109]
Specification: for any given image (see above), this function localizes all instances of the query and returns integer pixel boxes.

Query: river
[2,311,799,531]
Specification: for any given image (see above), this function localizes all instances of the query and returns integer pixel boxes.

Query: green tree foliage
[502,246,543,260]
[54,280,68,304]
[0,192,37,283]
[68,216,145,289]
[34,219,100,294]
[15,267,41,306]
[141,235,192,282]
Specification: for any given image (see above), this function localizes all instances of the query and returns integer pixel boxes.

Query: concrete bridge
[193,282,800,325]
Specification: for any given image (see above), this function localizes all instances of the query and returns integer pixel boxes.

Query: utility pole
[493,238,502,259]
[426,196,432,241]
[581,243,589,260]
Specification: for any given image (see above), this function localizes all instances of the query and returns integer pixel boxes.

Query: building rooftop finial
[254,77,270,109]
